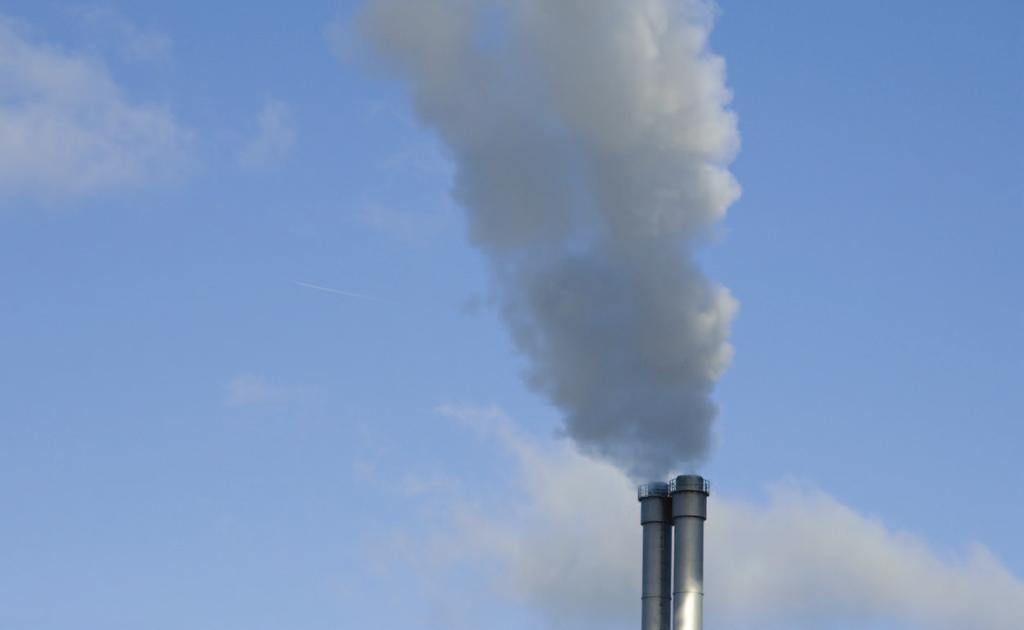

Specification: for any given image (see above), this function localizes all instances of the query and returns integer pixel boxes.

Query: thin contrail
[293,280,378,301]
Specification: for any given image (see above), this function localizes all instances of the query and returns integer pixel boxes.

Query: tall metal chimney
[638,482,672,630]
[669,475,709,630]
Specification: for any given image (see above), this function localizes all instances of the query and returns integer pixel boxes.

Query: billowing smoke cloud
[359,0,740,479]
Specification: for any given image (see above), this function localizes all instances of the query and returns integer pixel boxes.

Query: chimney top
[669,475,710,495]
[638,481,670,500]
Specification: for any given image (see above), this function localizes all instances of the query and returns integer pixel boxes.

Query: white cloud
[0,16,190,202]
[397,472,461,497]
[223,374,308,408]
[71,6,172,62]
[239,99,295,168]
[414,405,1024,630]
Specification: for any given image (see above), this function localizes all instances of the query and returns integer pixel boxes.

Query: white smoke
[423,405,1024,630]
[359,0,740,479]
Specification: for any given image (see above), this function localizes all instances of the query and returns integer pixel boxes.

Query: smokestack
[670,475,709,630]
[638,482,672,630]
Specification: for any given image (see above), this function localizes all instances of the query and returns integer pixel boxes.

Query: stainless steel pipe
[669,475,709,630]
[638,482,672,630]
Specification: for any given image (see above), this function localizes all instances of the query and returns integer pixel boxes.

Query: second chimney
[669,475,709,630]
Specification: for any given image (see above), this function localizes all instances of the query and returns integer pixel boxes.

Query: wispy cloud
[0,15,191,203]
[223,374,309,408]
[397,472,461,498]
[239,99,295,168]
[70,5,172,62]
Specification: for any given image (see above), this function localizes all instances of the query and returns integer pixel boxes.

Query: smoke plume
[360,0,740,479]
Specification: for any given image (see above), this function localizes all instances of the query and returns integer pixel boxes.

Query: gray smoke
[360,0,740,480]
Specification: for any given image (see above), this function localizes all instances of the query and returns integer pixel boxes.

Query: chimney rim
[637,481,670,500]
[669,474,710,495]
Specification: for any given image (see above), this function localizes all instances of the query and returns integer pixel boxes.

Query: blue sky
[1,2,1021,629]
